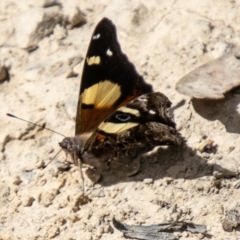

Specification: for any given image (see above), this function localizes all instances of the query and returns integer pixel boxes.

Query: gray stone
[14,6,64,50]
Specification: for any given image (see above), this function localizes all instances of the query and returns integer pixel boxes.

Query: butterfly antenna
[6,113,66,137]
[43,148,63,168]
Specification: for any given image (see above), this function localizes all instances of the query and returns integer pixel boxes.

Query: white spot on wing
[149,110,156,114]
[106,48,113,56]
[93,33,100,39]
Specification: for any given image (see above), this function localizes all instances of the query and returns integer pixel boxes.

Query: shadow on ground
[84,144,229,186]
[192,88,240,134]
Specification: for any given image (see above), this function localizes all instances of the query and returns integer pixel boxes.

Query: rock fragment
[14,6,64,50]
[222,205,240,232]
[0,65,8,83]
[63,6,86,28]
[28,0,61,8]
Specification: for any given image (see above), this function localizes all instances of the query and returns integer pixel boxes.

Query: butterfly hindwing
[75,18,153,135]
[83,92,183,160]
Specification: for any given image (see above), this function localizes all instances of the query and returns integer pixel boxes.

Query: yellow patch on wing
[87,56,101,65]
[98,122,138,134]
[76,81,122,134]
[118,106,140,116]
[81,80,121,107]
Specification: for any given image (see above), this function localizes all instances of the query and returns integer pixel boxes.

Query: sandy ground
[1,0,240,239]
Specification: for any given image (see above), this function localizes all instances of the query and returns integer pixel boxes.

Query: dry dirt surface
[1,0,240,239]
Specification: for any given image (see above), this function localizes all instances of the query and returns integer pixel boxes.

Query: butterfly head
[59,133,107,169]
[59,133,92,163]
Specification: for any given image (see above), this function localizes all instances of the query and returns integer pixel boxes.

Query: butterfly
[59,18,183,174]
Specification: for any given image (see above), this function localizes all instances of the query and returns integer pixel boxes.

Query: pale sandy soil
[1,0,240,239]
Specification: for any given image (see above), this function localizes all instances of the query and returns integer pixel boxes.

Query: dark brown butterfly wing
[81,92,183,164]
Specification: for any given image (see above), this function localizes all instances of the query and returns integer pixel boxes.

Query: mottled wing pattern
[75,18,152,135]
[83,92,183,161]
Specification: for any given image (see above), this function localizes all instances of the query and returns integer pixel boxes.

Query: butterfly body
[59,18,183,172]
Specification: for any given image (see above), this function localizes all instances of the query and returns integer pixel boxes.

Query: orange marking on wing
[96,133,106,141]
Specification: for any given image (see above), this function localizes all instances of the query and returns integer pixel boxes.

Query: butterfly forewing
[76,18,153,135]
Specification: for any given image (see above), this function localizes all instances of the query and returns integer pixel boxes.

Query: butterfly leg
[71,153,92,204]
[72,152,85,195]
